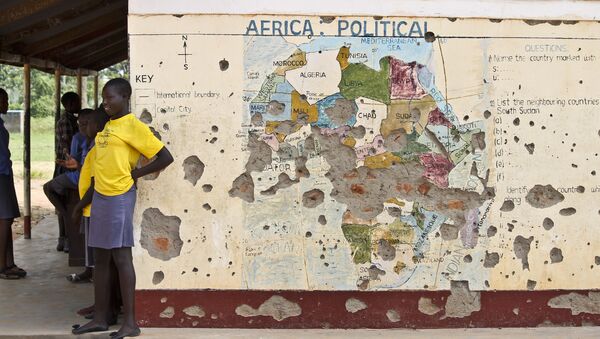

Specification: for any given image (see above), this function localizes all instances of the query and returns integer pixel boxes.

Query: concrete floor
[1,216,599,338]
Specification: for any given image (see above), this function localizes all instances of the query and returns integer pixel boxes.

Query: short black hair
[78,108,94,117]
[104,78,132,98]
[0,88,7,99]
[90,107,109,129]
[61,92,80,106]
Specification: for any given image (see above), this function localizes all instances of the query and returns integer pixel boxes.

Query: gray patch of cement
[387,207,403,218]
[368,265,386,280]
[182,156,205,186]
[525,184,565,208]
[418,297,442,315]
[383,128,408,152]
[160,306,175,318]
[318,215,327,225]
[559,207,576,216]
[514,235,533,270]
[550,247,564,263]
[471,131,486,151]
[274,121,297,135]
[548,292,600,315]
[140,110,153,124]
[524,143,535,154]
[345,298,367,313]
[349,126,366,139]
[183,306,205,318]
[261,173,298,195]
[302,189,325,208]
[483,251,500,268]
[500,200,515,212]
[325,97,357,126]
[245,133,273,173]
[251,113,264,126]
[543,217,554,230]
[152,271,164,285]
[312,125,492,222]
[229,172,255,203]
[440,223,460,240]
[277,143,299,162]
[376,239,396,261]
[267,100,285,115]
[295,156,310,179]
[443,281,481,318]
[235,295,301,321]
[386,309,400,322]
[140,208,183,261]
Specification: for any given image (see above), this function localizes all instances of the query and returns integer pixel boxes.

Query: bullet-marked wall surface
[129,14,600,292]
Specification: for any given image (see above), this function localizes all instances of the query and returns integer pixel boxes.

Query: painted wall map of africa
[129,15,600,291]
[230,35,493,290]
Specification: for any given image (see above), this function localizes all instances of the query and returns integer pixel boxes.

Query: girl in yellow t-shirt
[72,79,173,338]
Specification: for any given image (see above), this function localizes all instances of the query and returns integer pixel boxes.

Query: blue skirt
[0,173,20,219]
[89,186,136,249]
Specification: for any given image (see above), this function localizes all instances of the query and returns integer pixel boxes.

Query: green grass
[9,117,56,179]
[9,131,55,162]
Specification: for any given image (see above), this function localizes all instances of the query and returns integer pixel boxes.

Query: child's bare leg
[72,248,111,334]
[110,247,140,337]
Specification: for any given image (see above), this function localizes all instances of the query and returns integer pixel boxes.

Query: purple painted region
[460,208,479,249]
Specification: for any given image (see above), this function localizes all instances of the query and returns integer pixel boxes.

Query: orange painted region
[342,136,356,148]
[447,200,465,210]
[364,152,402,169]
[336,46,350,70]
[396,183,413,194]
[275,132,288,142]
[351,183,366,194]
[291,90,318,123]
[265,121,280,135]
[417,183,431,196]
[385,198,405,207]
[275,49,307,76]
[153,237,170,252]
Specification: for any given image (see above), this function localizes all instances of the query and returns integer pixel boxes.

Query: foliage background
[0,61,129,117]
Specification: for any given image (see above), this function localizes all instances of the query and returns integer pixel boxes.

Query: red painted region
[419,153,454,188]
[389,58,427,100]
[428,107,453,128]
[136,290,600,328]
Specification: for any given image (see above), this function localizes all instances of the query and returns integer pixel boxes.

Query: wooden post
[93,75,99,109]
[23,64,31,239]
[76,69,82,107]
[54,68,61,152]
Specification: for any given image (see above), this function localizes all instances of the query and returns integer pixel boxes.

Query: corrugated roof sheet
[0,0,127,74]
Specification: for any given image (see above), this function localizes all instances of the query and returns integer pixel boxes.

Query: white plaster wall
[129,0,600,20]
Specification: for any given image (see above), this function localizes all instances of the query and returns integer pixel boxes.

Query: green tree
[0,60,130,116]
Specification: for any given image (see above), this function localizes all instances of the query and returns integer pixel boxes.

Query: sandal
[66,273,92,283]
[0,268,21,280]
[6,265,27,278]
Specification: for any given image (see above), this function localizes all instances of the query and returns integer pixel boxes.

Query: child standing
[72,107,110,317]
[72,79,173,338]
[66,109,103,283]
[0,88,25,280]
[51,92,81,251]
